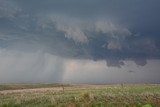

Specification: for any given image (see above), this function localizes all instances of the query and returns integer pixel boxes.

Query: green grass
[0,84,160,107]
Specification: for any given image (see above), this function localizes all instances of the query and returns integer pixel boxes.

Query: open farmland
[0,84,160,107]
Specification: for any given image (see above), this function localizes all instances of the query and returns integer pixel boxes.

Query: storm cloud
[0,0,160,83]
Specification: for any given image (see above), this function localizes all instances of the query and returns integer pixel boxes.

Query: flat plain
[0,84,160,107]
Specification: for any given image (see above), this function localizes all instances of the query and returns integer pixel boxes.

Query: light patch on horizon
[0,50,64,83]
[0,49,159,83]
[62,59,160,84]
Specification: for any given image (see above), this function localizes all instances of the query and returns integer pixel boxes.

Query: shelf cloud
[0,0,160,83]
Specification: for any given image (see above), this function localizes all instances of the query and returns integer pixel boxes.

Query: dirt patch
[0,87,64,94]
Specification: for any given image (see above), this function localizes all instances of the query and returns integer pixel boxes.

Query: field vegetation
[0,84,160,107]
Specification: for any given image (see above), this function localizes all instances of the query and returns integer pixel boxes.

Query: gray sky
[0,0,160,83]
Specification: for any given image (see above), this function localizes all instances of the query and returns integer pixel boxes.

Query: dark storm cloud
[0,0,160,67]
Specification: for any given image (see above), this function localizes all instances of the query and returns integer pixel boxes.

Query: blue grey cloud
[0,0,160,68]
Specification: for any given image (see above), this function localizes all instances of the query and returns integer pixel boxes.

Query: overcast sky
[0,0,160,83]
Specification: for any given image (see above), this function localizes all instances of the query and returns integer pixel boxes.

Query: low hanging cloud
[95,20,131,40]
[0,0,160,70]
[134,59,147,66]
[36,15,159,67]
[38,15,132,44]
[38,15,88,43]
[0,0,160,83]
[107,40,122,50]
[106,59,125,68]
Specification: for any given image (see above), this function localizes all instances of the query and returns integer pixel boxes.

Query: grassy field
[0,84,160,107]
